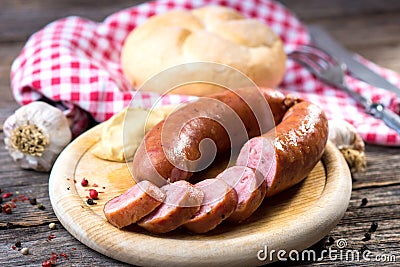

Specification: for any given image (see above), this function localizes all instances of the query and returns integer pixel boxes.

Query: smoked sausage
[105,90,328,234]
[132,88,298,186]
[236,101,328,197]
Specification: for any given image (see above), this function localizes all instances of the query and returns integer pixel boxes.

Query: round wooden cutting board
[49,123,352,267]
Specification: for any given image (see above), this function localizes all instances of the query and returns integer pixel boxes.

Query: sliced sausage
[216,166,267,222]
[184,178,238,233]
[236,101,328,197]
[103,180,165,228]
[138,180,204,234]
[132,88,298,186]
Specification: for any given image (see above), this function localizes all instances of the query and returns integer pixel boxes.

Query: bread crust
[121,6,286,95]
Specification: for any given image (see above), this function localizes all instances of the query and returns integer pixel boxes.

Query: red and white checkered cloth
[10,0,400,145]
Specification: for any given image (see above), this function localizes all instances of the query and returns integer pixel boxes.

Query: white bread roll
[121,6,286,96]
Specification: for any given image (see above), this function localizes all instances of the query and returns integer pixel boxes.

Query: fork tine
[289,44,348,85]
[292,45,332,70]
[305,44,348,73]
[289,51,322,75]
[296,44,339,66]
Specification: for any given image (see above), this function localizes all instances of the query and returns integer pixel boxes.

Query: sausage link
[132,88,297,186]
[107,93,328,234]
[236,101,329,197]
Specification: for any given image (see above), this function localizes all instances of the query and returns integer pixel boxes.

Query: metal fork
[289,44,400,135]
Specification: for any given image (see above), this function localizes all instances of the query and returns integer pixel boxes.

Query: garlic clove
[3,101,72,172]
[328,119,365,152]
[328,119,366,173]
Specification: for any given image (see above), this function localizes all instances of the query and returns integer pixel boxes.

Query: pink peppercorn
[42,260,52,267]
[2,204,12,214]
[2,192,13,198]
[81,178,88,187]
[89,189,98,199]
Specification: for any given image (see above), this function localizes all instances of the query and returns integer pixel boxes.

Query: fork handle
[369,103,400,135]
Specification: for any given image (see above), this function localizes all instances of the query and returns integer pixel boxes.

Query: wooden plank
[1,186,398,266]
[0,43,23,98]
[268,186,400,266]
[356,44,400,73]
[2,0,400,45]
[279,0,400,20]
[352,145,400,186]
[305,12,400,48]
[0,224,128,266]
[0,133,55,228]
[0,0,147,42]
[281,0,400,72]
[0,43,23,124]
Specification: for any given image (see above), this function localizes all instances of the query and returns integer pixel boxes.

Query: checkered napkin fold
[10,0,400,145]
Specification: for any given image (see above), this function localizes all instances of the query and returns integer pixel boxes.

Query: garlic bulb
[328,119,366,172]
[3,101,72,172]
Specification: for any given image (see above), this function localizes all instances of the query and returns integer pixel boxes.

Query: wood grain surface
[48,124,351,267]
[0,1,400,266]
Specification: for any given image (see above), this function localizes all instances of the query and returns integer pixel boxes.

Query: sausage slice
[138,180,204,233]
[216,166,267,222]
[184,178,238,233]
[103,180,165,228]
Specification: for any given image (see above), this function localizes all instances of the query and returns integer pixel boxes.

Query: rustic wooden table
[1,1,399,266]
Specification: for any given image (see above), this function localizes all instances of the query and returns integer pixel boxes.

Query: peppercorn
[81,178,88,187]
[326,236,335,246]
[2,203,12,214]
[86,198,96,205]
[89,189,98,199]
[42,260,53,267]
[360,198,368,207]
[47,233,56,241]
[37,203,45,210]
[29,197,37,205]
[59,253,68,259]
[362,232,371,241]
[15,240,22,248]
[369,222,378,232]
